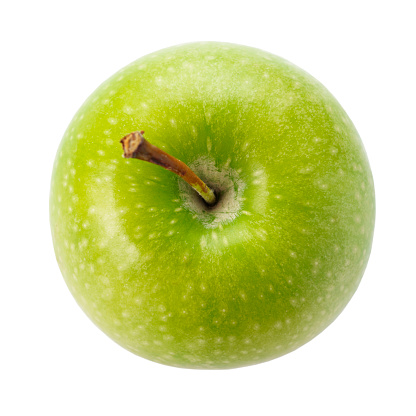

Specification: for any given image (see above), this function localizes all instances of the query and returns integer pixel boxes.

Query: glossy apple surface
[50,42,375,369]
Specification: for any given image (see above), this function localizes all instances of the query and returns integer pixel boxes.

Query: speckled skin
[50,42,375,369]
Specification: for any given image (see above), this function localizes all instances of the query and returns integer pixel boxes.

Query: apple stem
[120,131,217,206]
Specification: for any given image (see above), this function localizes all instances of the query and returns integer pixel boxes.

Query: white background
[1,1,415,415]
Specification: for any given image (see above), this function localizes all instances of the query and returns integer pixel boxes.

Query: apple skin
[50,42,375,369]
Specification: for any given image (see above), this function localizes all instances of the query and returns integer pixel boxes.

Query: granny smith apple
[50,42,375,369]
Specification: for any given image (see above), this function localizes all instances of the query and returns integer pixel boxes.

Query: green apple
[50,42,375,369]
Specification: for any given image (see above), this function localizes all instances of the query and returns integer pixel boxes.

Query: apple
[50,42,375,369]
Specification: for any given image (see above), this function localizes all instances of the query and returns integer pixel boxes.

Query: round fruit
[50,42,375,369]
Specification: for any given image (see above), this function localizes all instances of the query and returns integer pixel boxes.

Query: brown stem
[120,131,216,205]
